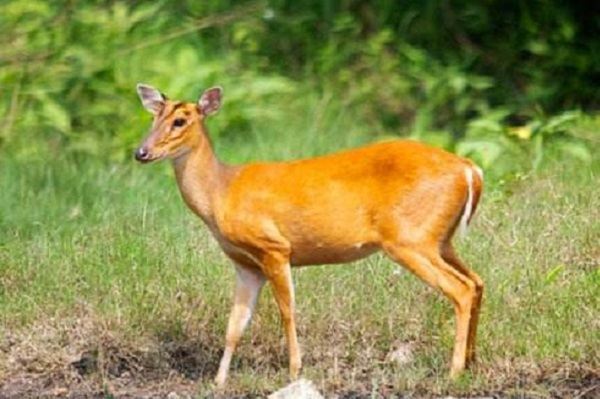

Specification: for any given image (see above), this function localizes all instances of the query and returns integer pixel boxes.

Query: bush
[0,1,596,177]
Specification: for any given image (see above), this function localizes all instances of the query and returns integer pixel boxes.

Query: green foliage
[0,0,597,177]
[0,1,295,161]
[457,110,594,177]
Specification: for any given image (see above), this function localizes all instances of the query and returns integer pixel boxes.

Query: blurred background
[1,0,597,176]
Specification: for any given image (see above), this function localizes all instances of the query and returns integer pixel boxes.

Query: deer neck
[172,135,229,229]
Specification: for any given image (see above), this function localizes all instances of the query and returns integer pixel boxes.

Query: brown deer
[134,84,484,386]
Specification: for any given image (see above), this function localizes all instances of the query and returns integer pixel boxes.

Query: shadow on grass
[159,338,221,380]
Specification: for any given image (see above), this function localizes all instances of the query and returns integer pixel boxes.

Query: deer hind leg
[262,255,302,381]
[441,243,483,366]
[383,242,478,378]
[215,265,265,387]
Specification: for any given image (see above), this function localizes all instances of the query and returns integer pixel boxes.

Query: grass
[0,117,598,397]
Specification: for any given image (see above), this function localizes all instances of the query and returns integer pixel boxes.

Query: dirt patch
[0,317,219,398]
[1,366,597,398]
[1,317,598,398]
[0,373,198,399]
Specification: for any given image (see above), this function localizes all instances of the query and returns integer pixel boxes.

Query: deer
[134,84,484,387]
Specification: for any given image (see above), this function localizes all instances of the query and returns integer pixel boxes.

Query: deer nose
[135,147,150,162]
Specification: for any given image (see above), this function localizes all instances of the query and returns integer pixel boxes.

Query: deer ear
[198,86,222,116]
[136,83,166,114]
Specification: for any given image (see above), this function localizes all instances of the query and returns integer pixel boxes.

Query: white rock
[386,341,415,365]
[268,379,323,399]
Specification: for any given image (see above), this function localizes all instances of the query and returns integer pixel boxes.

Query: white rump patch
[458,167,474,237]
[474,165,484,180]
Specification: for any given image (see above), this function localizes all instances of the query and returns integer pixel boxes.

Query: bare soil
[1,318,598,398]
[1,352,598,399]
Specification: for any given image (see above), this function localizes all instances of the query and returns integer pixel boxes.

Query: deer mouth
[134,147,167,163]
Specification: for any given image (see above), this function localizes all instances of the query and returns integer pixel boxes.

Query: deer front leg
[263,258,301,380]
[215,265,265,387]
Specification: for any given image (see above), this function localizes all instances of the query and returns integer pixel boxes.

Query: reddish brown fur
[135,85,484,386]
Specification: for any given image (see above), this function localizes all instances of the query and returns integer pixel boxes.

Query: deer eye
[172,118,186,128]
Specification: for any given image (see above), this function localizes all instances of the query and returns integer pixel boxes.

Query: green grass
[1,123,598,397]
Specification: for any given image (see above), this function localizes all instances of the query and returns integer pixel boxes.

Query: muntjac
[134,84,484,386]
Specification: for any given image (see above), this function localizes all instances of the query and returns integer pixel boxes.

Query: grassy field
[0,116,598,397]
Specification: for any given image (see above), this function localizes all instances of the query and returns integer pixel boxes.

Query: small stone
[268,379,323,399]
[52,387,68,396]
[386,341,415,366]
[167,392,180,399]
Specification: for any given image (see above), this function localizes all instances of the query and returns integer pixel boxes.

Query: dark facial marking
[159,102,185,119]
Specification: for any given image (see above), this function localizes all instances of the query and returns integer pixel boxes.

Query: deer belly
[289,240,379,266]
[282,208,380,265]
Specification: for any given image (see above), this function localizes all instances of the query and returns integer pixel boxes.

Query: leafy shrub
[0,1,596,178]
